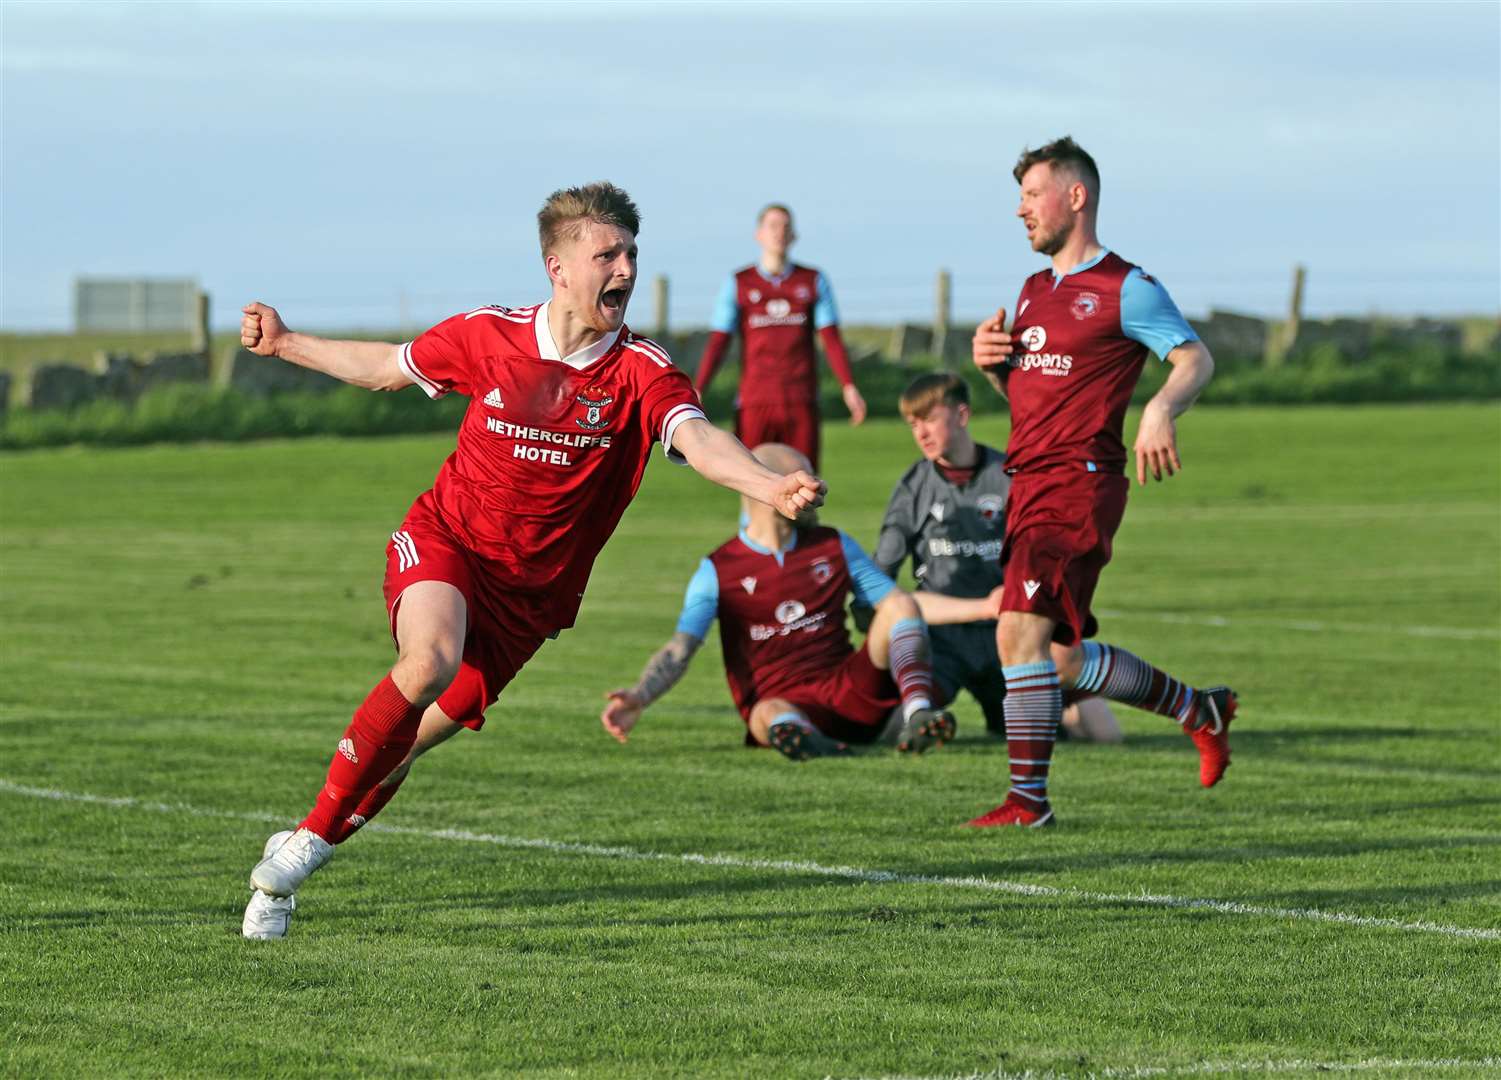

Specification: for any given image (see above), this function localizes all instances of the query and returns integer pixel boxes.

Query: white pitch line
[3,779,1499,943]
[1094,608,1500,642]
[854,1056,1501,1079]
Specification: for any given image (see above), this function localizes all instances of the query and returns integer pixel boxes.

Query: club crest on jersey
[810,558,832,584]
[775,599,807,625]
[978,494,1004,522]
[1071,292,1101,320]
[741,576,757,595]
[1020,326,1047,352]
[575,386,614,430]
[794,285,811,301]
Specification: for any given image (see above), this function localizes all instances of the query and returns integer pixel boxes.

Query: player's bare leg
[1060,697,1124,743]
[248,582,466,901]
[750,699,851,761]
[866,592,954,753]
[968,611,1059,828]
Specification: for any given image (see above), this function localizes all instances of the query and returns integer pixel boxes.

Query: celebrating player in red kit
[969,138,1238,829]
[693,204,867,470]
[236,183,825,938]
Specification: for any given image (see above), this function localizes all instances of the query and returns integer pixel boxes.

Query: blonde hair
[899,371,970,418]
[537,182,641,255]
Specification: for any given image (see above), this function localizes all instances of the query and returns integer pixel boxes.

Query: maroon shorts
[382,496,548,731]
[767,641,900,745]
[736,403,821,471]
[1000,470,1129,646]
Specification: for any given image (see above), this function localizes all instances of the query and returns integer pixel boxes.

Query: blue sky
[3,0,1498,332]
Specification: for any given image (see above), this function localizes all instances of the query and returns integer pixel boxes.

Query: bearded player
[237,183,826,938]
[599,444,1000,759]
[693,204,867,470]
[968,138,1238,828]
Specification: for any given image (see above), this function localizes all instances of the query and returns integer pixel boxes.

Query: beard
[1033,217,1074,256]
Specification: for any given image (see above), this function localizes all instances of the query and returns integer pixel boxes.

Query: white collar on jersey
[533,300,623,370]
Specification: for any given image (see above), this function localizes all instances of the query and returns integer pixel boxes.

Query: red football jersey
[398,301,704,633]
[730,264,826,407]
[707,526,856,721]
[1004,252,1147,474]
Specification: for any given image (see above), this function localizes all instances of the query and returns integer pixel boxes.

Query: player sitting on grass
[872,371,1122,744]
[600,443,1002,759]
[236,182,826,940]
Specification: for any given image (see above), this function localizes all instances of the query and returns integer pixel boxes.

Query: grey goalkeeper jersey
[874,444,1010,599]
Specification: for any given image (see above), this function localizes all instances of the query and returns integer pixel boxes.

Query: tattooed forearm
[634,632,702,706]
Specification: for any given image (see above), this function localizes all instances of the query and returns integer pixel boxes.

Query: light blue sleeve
[839,531,896,608]
[813,272,840,330]
[674,558,719,640]
[709,275,740,334]
[1120,267,1198,360]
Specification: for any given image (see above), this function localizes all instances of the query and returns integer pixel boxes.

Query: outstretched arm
[909,585,1005,626]
[600,631,704,743]
[1134,340,1214,485]
[241,302,409,392]
[671,417,826,518]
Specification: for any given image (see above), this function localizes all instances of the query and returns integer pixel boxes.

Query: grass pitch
[1,404,1498,1079]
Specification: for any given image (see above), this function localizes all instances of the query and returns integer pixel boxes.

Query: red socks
[300,675,422,842]
[327,772,409,844]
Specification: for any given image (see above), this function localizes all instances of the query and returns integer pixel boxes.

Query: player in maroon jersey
[693,205,867,470]
[235,183,827,938]
[968,137,1238,828]
[600,443,1003,760]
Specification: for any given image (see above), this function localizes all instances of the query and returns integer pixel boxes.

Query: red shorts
[1000,470,1129,646]
[382,495,548,731]
[736,403,820,470]
[765,641,899,745]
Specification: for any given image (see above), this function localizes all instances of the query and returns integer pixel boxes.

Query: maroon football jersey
[399,301,703,633]
[731,264,825,407]
[708,526,855,721]
[1004,252,1146,474]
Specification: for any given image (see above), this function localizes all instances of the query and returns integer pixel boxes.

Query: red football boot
[1188,686,1238,787]
[964,795,1056,828]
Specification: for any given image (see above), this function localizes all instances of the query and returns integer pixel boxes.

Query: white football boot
[250,827,334,897]
[242,830,297,940]
[242,888,296,939]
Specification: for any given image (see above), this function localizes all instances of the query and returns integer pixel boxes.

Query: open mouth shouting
[599,283,632,323]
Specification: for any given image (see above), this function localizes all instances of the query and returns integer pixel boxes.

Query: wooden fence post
[1265,264,1305,367]
[192,290,211,357]
[653,274,669,339]
[934,269,951,359]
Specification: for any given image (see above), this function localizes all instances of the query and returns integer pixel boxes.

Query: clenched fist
[240,302,290,358]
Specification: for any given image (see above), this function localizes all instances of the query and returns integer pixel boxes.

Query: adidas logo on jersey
[337,737,359,764]
[483,388,504,409]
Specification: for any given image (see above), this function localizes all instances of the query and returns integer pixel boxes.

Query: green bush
[2,343,1495,451]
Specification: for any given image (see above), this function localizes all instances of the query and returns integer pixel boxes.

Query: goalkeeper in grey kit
[871,372,1122,742]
